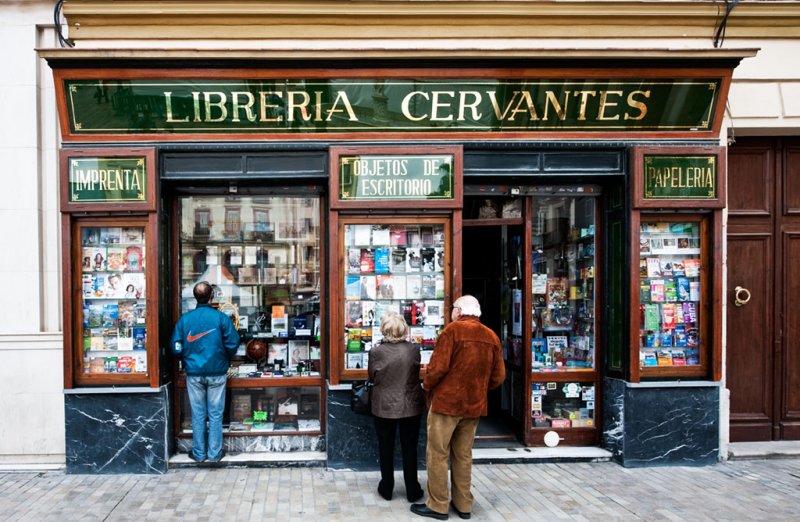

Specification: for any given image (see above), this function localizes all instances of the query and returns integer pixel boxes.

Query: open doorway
[462,219,524,446]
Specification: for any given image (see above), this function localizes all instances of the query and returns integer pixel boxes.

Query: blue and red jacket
[170,304,240,376]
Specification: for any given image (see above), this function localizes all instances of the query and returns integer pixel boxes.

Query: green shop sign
[63,78,720,134]
[339,154,454,201]
[643,155,717,199]
[68,157,147,203]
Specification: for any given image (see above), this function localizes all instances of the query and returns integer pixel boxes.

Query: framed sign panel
[59,147,157,212]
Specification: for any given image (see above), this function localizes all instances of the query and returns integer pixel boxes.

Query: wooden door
[727,137,800,441]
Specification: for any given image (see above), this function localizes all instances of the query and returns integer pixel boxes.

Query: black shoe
[410,504,448,520]
[378,486,393,501]
[450,501,471,520]
[188,453,206,463]
[407,488,425,503]
[207,450,226,463]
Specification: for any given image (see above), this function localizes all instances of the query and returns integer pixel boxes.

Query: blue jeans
[186,374,227,461]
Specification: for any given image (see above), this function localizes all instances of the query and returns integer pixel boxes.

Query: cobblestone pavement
[2,459,800,521]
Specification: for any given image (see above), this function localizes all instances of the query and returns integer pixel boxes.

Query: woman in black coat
[368,312,426,502]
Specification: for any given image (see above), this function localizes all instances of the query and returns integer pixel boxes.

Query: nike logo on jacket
[187,329,216,342]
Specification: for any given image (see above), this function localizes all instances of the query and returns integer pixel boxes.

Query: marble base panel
[326,386,428,471]
[176,434,324,453]
[64,386,169,474]
[602,377,719,467]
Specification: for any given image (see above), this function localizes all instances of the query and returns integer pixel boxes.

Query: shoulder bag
[350,380,373,415]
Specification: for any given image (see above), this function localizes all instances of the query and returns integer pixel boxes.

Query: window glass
[531,382,595,429]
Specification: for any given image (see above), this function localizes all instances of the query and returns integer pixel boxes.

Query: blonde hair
[380,312,408,343]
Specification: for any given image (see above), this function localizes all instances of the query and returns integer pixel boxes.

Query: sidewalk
[2,458,800,521]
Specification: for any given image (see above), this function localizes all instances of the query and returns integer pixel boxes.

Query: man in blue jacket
[171,281,240,462]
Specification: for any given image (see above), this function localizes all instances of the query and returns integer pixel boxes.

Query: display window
[531,381,595,429]
[175,195,324,435]
[179,386,321,434]
[531,196,596,372]
[335,217,451,379]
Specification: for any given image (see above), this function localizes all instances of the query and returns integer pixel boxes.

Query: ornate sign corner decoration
[339,154,455,202]
[643,155,718,201]
[68,156,148,204]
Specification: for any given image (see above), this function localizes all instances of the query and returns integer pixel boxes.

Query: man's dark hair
[193,281,213,304]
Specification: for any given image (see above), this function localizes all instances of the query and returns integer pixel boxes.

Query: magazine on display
[391,247,407,273]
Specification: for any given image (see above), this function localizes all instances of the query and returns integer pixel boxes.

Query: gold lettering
[573,91,597,121]
[598,91,622,121]
[625,90,650,121]
[457,91,482,121]
[430,91,454,121]
[259,91,283,122]
[287,91,312,122]
[402,91,427,122]
[486,91,517,120]
[164,92,189,123]
[705,168,714,188]
[507,91,539,121]
[203,92,228,123]
[192,92,201,123]
[231,91,256,122]
[326,91,358,122]
[544,91,569,121]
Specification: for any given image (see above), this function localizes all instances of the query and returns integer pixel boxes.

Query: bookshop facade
[48,58,743,472]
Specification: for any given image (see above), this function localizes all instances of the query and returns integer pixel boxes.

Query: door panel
[726,232,773,441]
[728,144,772,216]
[781,231,800,438]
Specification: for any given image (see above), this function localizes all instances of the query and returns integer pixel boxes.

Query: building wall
[0,0,64,467]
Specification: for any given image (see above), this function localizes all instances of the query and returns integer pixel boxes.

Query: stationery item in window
[390,226,406,246]
[421,274,436,299]
[346,352,364,369]
[406,247,421,272]
[409,327,424,344]
[118,327,134,351]
[348,248,361,274]
[646,257,662,278]
[684,258,700,277]
[674,325,687,346]
[289,340,310,366]
[662,304,675,329]
[122,272,145,298]
[671,350,686,365]
[649,279,665,302]
[277,389,299,416]
[347,328,363,351]
[372,225,391,246]
[660,261,674,278]
[420,247,436,272]
[639,258,648,277]
[121,227,143,244]
[689,281,701,301]
[674,303,685,324]
[423,300,445,326]
[531,338,547,368]
[546,336,568,363]
[353,225,371,246]
[361,301,375,326]
[682,302,697,323]
[546,278,568,308]
[661,330,673,347]
[360,248,375,273]
[391,247,407,273]
[420,226,434,246]
[374,247,390,274]
[360,275,377,300]
[639,237,650,254]
[271,305,287,333]
[644,304,660,331]
[392,275,407,299]
[640,283,651,303]
[345,275,361,300]
[267,343,288,365]
[642,351,658,366]
[671,261,685,277]
[117,356,135,373]
[434,247,445,272]
[345,301,362,327]
[406,274,422,300]
[406,227,421,246]
[657,351,672,366]
[377,274,395,299]
[532,274,548,294]
[107,247,126,271]
[435,274,445,299]
[133,327,146,350]
[676,277,690,301]
[100,227,122,245]
[664,280,678,302]
[686,348,700,365]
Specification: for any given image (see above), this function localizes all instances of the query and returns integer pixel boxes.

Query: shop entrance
[462,210,525,445]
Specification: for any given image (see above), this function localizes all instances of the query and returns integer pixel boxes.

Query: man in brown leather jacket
[411,295,505,520]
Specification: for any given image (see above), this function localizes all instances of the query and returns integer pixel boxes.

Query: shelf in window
[463,218,524,227]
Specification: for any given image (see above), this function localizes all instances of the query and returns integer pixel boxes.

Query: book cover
[372,225,390,246]
[377,274,395,299]
[88,247,107,271]
[420,247,436,272]
[661,330,673,347]
[546,278,568,308]
[646,257,662,278]
[118,327,134,351]
[657,352,673,366]
[674,325,687,347]
[409,326,424,344]
[532,274,548,294]
[684,258,700,277]
[345,275,361,300]
[642,351,658,366]
[662,304,676,328]
[122,272,145,297]
[360,275,376,300]
[676,277,691,301]
[289,340,310,366]
[639,283,651,303]
[117,356,135,373]
[390,225,406,246]
[391,247,407,273]
[434,247,445,272]
[102,304,119,327]
[531,338,547,368]
[644,304,660,331]
[435,274,445,299]
[374,302,400,326]
[374,248,390,274]
[683,302,698,323]
[360,301,376,328]
[674,303,685,324]
[268,343,288,365]
[660,261,674,278]
[271,305,288,333]
[410,301,426,326]
[421,274,436,299]
[406,227,421,247]
[107,247,126,271]
[672,350,686,365]
[346,352,364,369]
[689,281,701,301]
[649,279,665,302]
[406,274,422,300]
[546,335,568,354]
[353,224,372,246]
[424,300,445,326]
[420,226,434,246]
[671,261,685,277]
[360,248,375,273]
[345,301,362,327]
[82,274,97,297]
[100,227,122,245]
[347,248,361,274]
[406,247,422,273]
[277,389,299,416]
[118,301,136,327]
[132,327,146,350]
[664,280,678,302]
[392,275,407,299]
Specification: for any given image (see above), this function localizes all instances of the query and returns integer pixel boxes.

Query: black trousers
[373,414,423,499]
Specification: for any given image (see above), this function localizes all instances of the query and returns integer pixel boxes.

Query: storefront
[46,58,747,473]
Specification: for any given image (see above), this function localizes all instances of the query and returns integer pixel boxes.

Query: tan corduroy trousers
[425,409,480,515]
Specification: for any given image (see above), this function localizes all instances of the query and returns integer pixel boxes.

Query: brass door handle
[734,286,751,307]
